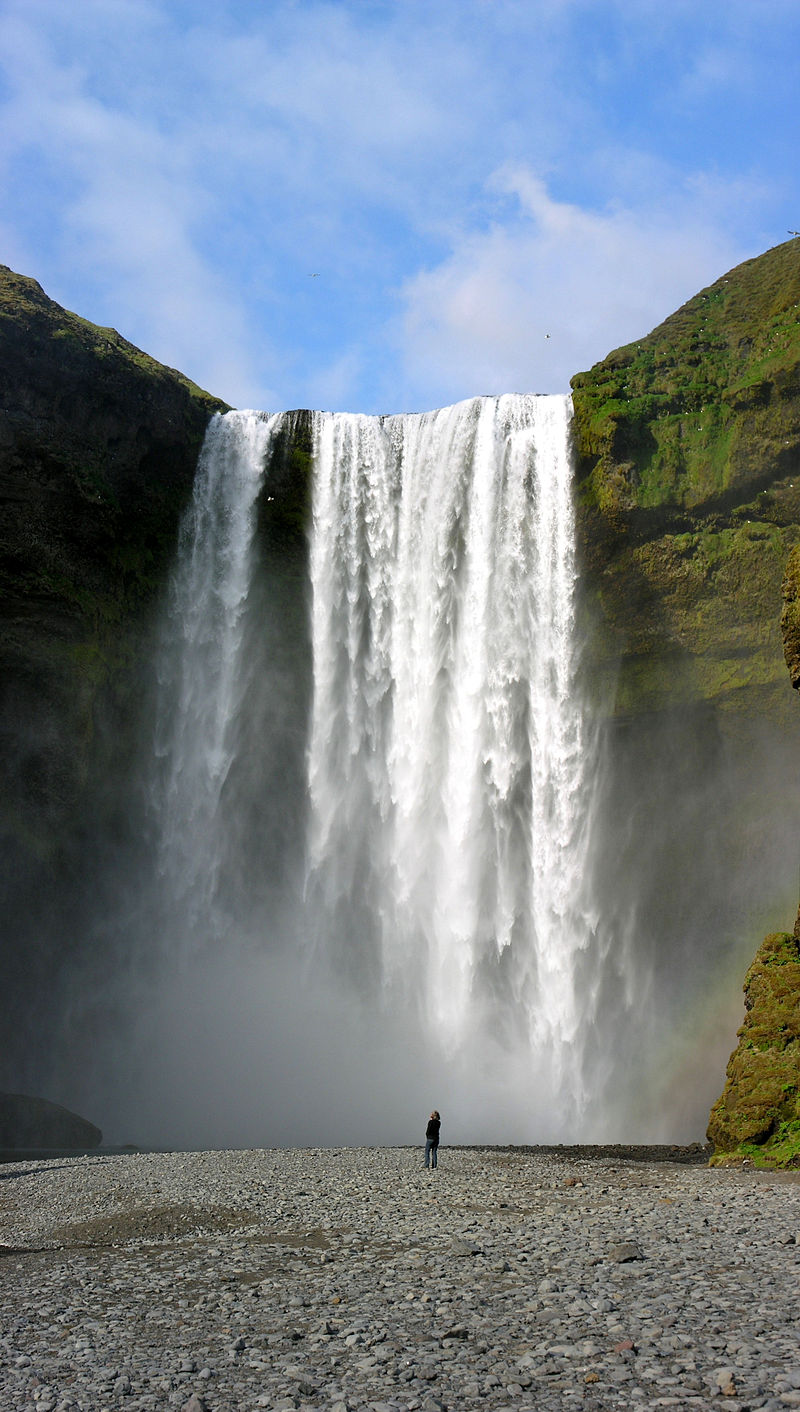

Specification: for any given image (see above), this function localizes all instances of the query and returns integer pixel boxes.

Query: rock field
[1,1146,799,1411]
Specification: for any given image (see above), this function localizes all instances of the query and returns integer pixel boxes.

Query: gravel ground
[1,1146,799,1411]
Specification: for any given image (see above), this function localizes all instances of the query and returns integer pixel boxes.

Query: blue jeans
[425,1140,438,1168]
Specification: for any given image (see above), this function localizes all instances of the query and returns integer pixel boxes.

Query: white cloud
[396,168,753,406]
[0,4,277,406]
[0,0,796,411]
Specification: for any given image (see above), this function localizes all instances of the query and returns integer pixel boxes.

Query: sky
[1,0,799,414]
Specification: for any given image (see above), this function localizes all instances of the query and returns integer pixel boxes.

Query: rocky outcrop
[0,1090,101,1149]
[571,239,800,723]
[706,932,800,1165]
[570,244,800,1164]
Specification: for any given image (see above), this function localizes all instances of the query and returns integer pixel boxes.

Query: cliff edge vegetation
[571,239,800,722]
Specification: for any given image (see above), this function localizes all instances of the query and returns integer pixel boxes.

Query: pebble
[0,1147,798,1410]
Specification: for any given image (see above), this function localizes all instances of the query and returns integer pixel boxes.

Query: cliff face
[2,251,800,1141]
[0,266,228,1011]
[570,245,800,1161]
[571,239,800,722]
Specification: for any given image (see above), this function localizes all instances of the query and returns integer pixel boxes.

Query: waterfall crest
[307,394,597,1101]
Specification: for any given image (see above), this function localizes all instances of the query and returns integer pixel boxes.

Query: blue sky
[1,0,799,413]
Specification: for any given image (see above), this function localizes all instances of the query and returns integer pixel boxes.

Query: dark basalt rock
[0,267,230,1070]
[0,1090,101,1149]
[0,266,229,941]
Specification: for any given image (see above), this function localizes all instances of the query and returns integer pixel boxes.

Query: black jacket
[426,1117,440,1143]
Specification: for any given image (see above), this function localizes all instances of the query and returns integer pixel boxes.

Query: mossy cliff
[571,239,800,722]
[705,548,800,1168]
[0,265,228,948]
[706,929,800,1167]
[571,243,800,1157]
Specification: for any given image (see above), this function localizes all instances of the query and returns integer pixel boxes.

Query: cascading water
[306,394,598,1109]
[129,391,624,1146]
[152,409,285,946]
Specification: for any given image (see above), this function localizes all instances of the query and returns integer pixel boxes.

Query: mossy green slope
[707,929,800,1167]
[571,239,800,722]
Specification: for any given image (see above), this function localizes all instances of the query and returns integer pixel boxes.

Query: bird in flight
[789,230,800,237]
[308,272,320,277]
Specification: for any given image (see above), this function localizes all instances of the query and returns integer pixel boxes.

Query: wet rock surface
[1,1146,798,1411]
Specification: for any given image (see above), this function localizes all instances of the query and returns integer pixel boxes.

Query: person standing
[425,1110,441,1168]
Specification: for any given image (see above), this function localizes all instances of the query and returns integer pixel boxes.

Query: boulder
[0,1090,101,1149]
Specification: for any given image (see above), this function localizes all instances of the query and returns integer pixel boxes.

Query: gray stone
[608,1240,644,1262]
[1,1147,798,1412]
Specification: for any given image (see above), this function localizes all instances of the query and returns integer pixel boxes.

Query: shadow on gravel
[0,1163,77,1181]
[453,1143,712,1164]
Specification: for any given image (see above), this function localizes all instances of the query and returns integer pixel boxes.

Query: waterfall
[307,394,597,1105]
[152,409,284,945]
[36,379,793,1152]
[43,397,795,1148]
[143,394,599,1139]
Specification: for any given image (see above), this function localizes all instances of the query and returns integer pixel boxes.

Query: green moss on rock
[572,240,800,516]
[707,931,800,1166]
[571,240,800,723]
[781,543,800,689]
